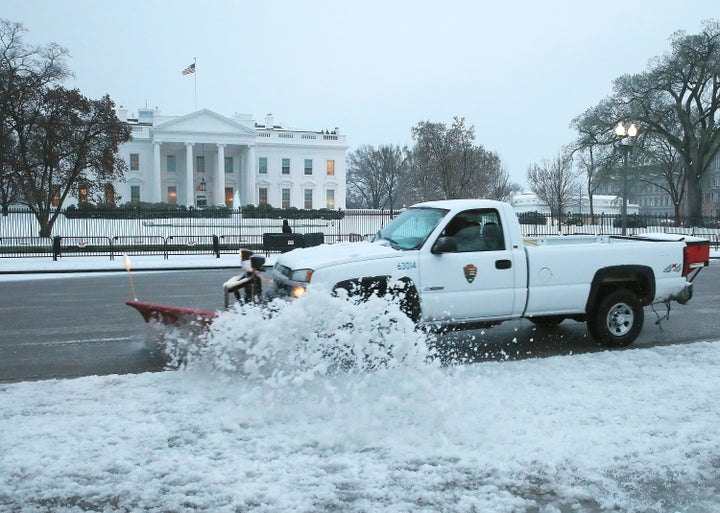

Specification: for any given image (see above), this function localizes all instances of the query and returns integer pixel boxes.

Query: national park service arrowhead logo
[463,264,477,283]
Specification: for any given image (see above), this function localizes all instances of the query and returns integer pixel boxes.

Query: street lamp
[614,121,638,235]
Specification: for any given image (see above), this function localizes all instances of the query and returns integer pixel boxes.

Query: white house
[114,108,348,210]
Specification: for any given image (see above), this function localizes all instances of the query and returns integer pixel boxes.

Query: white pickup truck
[271,199,711,347]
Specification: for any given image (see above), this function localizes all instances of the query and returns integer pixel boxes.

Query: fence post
[52,235,62,261]
[213,234,220,259]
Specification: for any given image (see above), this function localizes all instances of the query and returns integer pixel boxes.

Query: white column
[245,145,256,205]
[217,143,226,206]
[153,142,162,202]
[185,142,194,206]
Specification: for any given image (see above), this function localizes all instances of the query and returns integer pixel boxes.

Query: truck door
[418,209,519,322]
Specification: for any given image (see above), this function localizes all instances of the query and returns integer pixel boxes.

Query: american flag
[182,63,195,76]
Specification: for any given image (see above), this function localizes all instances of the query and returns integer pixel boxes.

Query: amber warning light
[123,253,138,300]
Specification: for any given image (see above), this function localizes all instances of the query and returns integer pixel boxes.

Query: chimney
[264,113,274,128]
[116,106,128,121]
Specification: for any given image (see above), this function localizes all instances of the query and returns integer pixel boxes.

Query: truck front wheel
[587,289,644,347]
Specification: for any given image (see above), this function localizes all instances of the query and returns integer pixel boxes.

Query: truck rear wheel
[587,289,644,347]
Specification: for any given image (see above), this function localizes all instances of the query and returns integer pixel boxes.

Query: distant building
[113,108,347,209]
[510,192,637,216]
[597,153,720,219]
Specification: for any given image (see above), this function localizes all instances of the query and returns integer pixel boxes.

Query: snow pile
[1,289,720,512]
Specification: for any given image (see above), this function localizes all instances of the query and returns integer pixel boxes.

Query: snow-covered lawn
[1,288,719,513]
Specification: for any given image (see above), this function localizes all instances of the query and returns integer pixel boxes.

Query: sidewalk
[0,253,252,275]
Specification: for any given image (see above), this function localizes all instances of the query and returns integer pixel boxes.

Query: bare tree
[527,151,580,228]
[0,19,71,215]
[488,164,521,202]
[346,144,410,211]
[1,19,131,235]
[632,135,686,223]
[410,117,501,200]
[606,19,720,225]
[11,88,131,236]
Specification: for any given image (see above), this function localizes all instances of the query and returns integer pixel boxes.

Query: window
[444,209,505,252]
[52,190,60,207]
[225,187,234,207]
[304,188,313,209]
[225,156,233,174]
[167,155,176,173]
[326,189,335,209]
[326,159,335,176]
[259,187,268,205]
[196,195,207,207]
[196,155,205,173]
[79,184,88,203]
[304,159,313,175]
[130,153,139,171]
[282,188,290,209]
[131,185,140,203]
[282,158,290,175]
[167,186,177,204]
[258,157,268,174]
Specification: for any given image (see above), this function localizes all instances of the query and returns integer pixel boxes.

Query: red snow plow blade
[126,300,218,327]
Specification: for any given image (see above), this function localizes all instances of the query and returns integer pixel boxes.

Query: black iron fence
[0,208,397,259]
[1,208,718,259]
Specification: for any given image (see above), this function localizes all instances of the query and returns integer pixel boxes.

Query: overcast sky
[3,0,718,187]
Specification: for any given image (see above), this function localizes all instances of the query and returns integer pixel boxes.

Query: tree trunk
[685,162,704,227]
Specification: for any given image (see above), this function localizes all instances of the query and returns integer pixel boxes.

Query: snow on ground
[1,254,720,512]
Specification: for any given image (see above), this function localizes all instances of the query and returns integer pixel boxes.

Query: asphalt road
[1,264,718,382]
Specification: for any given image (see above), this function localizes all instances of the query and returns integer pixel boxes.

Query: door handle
[495,259,512,270]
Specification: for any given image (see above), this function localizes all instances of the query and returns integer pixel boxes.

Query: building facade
[114,108,347,210]
[511,192,637,216]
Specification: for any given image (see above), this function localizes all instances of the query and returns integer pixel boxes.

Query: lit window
[258,157,268,174]
[131,185,140,203]
[326,160,335,176]
[282,158,290,175]
[168,186,177,204]
[167,155,176,172]
[259,187,268,205]
[304,188,313,209]
[304,159,313,175]
[79,185,88,203]
[130,153,139,171]
[225,157,233,174]
[225,187,234,206]
[282,188,290,209]
[326,189,335,209]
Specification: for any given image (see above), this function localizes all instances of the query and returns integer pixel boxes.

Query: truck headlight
[291,269,314,283]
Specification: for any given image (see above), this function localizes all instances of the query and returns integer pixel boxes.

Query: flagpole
[194,57,197,111]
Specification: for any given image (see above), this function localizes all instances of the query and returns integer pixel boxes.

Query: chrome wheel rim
[606,302,634,337]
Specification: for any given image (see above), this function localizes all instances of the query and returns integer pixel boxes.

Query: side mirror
[431,236,457,254]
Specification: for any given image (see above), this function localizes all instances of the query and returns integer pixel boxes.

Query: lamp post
[614,121,638,235]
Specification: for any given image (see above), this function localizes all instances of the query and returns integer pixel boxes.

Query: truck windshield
[372,207,447,250]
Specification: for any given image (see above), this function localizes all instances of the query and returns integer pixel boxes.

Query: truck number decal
[397,261,417,271]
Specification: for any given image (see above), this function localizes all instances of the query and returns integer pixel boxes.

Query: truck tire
[587,288,643,347]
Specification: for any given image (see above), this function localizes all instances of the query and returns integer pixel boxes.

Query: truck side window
[444,210,505,252]
[481,222,504,250]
